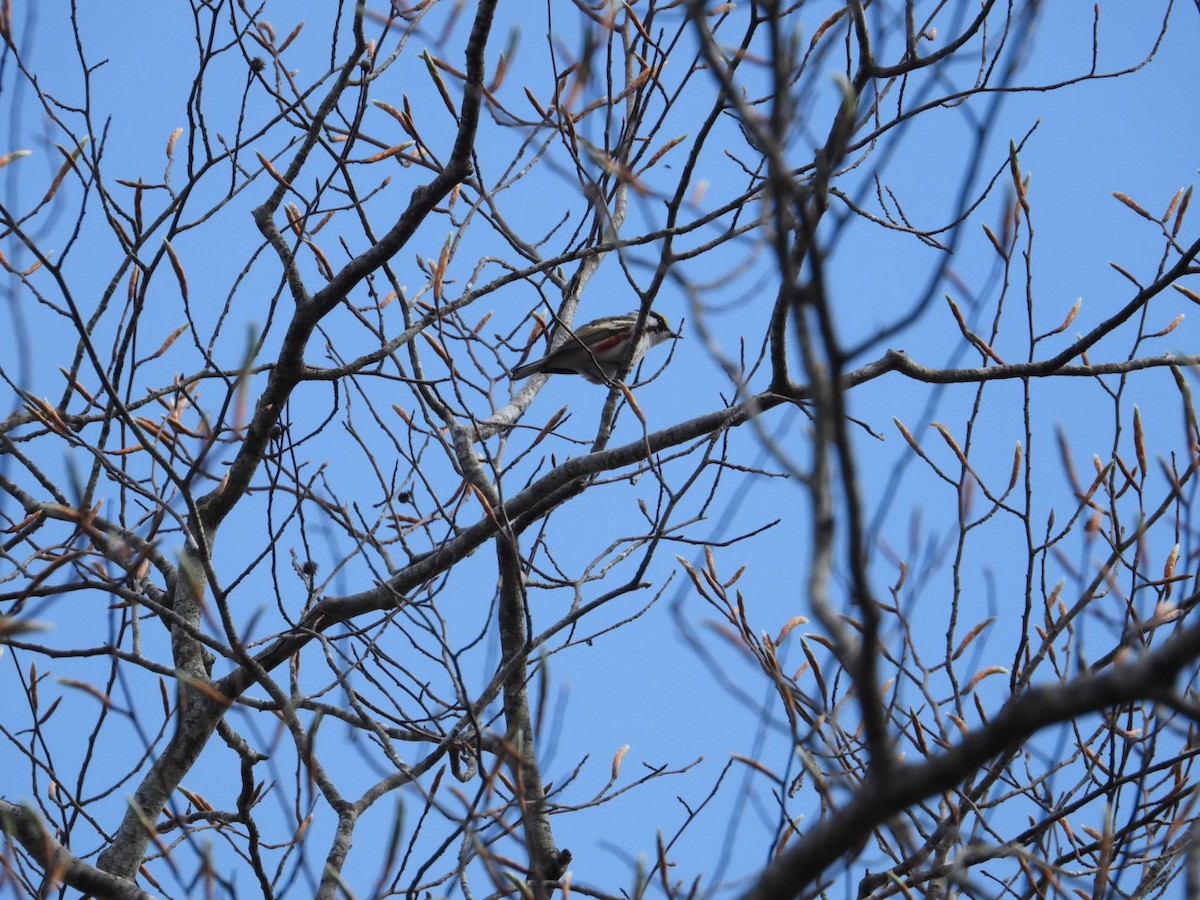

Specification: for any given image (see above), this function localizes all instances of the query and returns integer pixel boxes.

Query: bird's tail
[510,359,543,380]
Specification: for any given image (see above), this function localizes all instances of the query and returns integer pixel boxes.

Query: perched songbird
[511,311,677,384]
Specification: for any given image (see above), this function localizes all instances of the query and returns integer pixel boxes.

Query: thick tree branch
[0,801,158,900]
[198,0,498,533]
[93,3,500,881]
[743,618,1200,899]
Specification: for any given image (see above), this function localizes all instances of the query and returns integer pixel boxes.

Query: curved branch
[198,0,499,533]
[0,802,157,900]
[743,616,1200,899]
[94,3,501,881]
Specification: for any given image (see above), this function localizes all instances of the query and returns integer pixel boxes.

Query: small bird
[511,311,677,384]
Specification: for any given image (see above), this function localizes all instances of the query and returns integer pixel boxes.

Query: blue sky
[3,1,1200,896]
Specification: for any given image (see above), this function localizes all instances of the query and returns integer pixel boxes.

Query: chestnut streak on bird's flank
[511,311,677,384]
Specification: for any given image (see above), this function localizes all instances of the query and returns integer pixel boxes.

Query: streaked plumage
[511,311,676,384]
